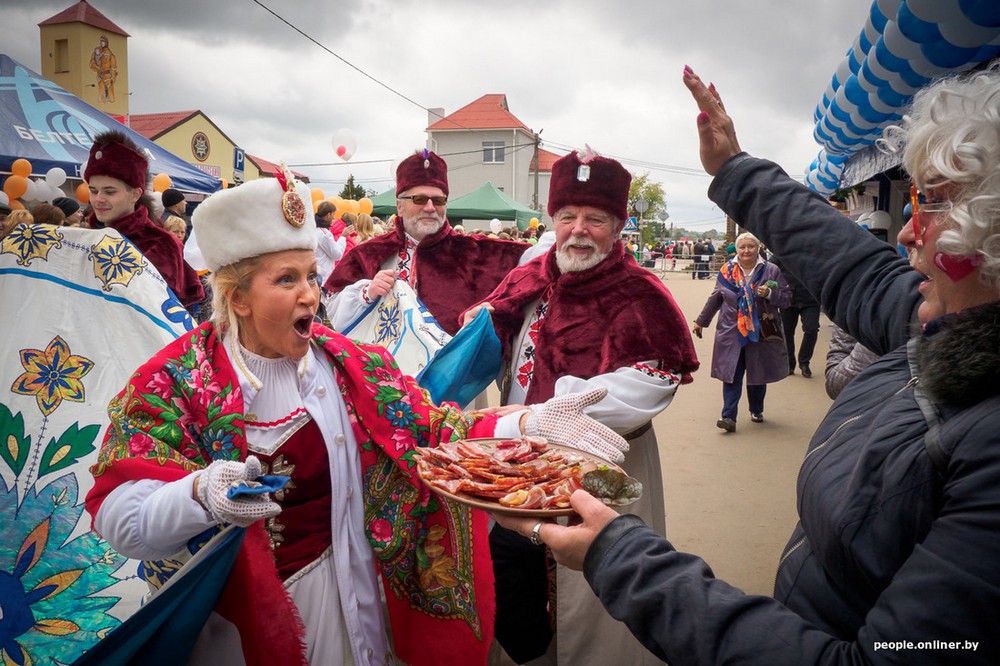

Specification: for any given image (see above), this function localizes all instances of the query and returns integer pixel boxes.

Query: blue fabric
[416,308,502,408]
[73,527,244,666]
[226,474,289,500]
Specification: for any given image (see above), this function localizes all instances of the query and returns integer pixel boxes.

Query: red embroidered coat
[86,322,498,666]
[478,242,700,404]
[325,218,527,335]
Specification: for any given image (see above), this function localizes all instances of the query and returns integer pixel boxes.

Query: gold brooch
[276,162,306,228]
[282,189,306,228]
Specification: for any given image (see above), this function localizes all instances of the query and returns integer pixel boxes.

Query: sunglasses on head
[399,194,448,206]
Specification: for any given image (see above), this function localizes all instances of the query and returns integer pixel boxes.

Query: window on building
[54,39,70,73]
[483,141,505,164]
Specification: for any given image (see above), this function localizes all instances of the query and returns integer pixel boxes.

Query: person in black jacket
[494,65,1000,665]
[770,255,821,376]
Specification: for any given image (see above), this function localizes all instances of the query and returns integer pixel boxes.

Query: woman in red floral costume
[85,169,621,666]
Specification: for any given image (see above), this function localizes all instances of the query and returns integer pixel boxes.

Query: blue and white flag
[0,224,191,665]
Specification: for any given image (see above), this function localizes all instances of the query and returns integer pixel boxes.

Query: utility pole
[532,130,543,212]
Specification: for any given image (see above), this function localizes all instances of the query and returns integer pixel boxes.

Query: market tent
[0,54,220,193]
[445,181,538,231]
[370,187,397,217]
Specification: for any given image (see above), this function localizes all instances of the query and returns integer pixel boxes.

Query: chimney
[427,107,445,127]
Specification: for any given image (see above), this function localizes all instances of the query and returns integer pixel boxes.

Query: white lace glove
[196,455,281,528]
[524,388,629,464]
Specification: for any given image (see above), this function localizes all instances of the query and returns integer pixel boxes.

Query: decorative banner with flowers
[0,224,190,665]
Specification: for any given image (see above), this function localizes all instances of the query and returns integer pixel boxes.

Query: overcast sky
[2,0,874,231]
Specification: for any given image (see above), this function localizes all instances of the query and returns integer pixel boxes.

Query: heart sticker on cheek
[933,251,982,281]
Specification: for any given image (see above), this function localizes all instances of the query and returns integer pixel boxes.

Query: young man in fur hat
[462,149,700,666]
[84,130,203,308]
[323,150,529,337]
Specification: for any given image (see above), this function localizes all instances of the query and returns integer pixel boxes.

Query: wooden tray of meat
[414,437,642,517]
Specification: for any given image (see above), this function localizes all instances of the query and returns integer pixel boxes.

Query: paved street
[652,268,833,595]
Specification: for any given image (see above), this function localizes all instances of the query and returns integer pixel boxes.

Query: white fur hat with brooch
[193,167,316,272]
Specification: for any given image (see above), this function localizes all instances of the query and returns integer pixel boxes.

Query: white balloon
[23,178,39,202]
[938,18,999,48]
[875,0,902,22]
[49,184,64,201]
[45,166,67,188]
[0,192,8,206]
[882,21,921,60]
[489,218,502,234]
[906,0,962,24]
[834,59,854,89]
[331,128,358,161]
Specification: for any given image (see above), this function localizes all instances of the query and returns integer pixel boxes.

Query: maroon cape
[477,242,699,404]
[324,218,527,336]
[92,206,204,307]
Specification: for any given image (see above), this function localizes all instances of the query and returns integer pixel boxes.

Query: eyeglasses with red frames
[398,194,448,207]
[908,184,952,248]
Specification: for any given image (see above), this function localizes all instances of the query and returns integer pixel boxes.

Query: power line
[251,0,727,181]
[288,141,538,168]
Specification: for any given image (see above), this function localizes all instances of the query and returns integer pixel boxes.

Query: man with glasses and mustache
[324,149,528,337]
[462,149,700,666]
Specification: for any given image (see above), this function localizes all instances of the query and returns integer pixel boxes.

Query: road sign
[233,148,245,184]
[624,217,638,232]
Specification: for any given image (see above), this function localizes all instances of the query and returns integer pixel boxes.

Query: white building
[425,94,560,223]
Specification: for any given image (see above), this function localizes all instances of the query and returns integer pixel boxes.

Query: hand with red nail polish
[681,67,741,175]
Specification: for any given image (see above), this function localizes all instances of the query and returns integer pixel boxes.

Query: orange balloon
[221,178,229,190]
[11,158,32,178]
[152,173,172,193]
[311,188,325,202]
[76,182,91,203]
[358,197,373,215]
[344,199,361,215]
[8,199,24,211]
[3,175,28,199]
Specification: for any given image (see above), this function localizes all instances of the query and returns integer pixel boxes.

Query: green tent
[370,188,398,217]
[445,182,539,231]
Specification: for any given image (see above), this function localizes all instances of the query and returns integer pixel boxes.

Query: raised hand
[682,65,742,176]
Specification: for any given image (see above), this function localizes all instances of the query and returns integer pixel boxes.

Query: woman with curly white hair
[494,66,1000,664]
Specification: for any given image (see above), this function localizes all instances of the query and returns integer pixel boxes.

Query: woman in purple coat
[693,232,790,431]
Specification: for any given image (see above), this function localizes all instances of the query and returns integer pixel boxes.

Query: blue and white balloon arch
[805,0,1000,194]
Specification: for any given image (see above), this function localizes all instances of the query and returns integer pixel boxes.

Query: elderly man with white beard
[324,150,528,337]
[461,149,700,666]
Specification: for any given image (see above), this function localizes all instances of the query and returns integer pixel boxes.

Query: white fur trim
[192,178,317,271]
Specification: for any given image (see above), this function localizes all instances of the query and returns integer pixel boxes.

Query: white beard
[402,212,445,241]
[556,238,610,273]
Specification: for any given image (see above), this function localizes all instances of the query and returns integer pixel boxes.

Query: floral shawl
[717,259,767,346]
[86,322,498,666]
